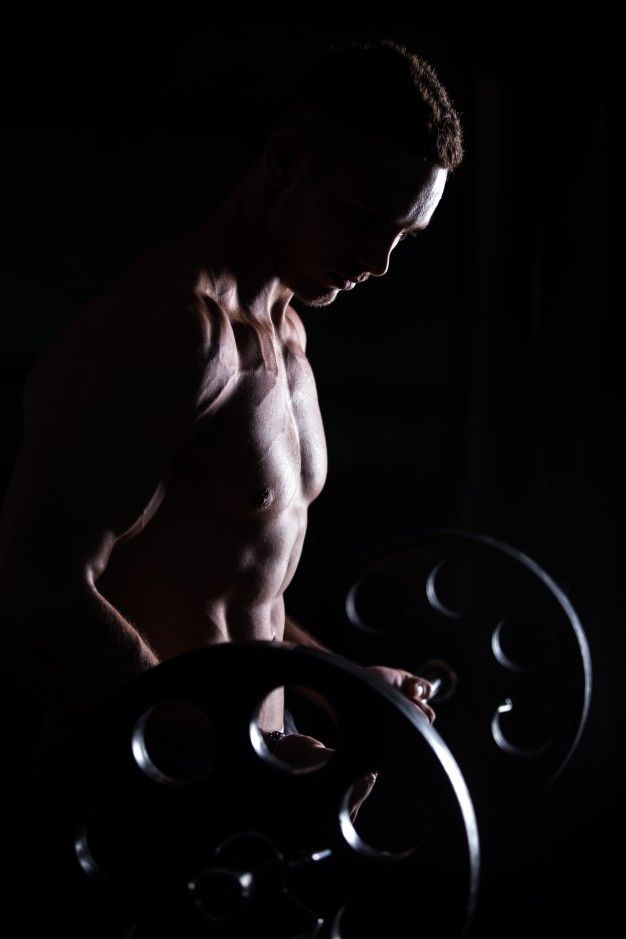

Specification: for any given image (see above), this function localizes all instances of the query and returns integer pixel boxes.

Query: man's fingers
[417,701,436,724]
[407,696,436,724]
[270,733,334,768]
[406,676,435,701]
[268,735,378,823]
[348,771,378,823]
[403,677,436,723]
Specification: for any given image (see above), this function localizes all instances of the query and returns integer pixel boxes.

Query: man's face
[268,132,448,308]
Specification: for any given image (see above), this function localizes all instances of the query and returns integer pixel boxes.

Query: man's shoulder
[28,243,237,426]
[106,241,238,359]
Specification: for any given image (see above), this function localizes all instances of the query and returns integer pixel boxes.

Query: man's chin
[293,281,340,309]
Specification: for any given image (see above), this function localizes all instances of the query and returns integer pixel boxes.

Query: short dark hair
[260,39,464,173]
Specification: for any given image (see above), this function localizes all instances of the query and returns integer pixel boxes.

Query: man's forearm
[282,613,341,723]
[283,613,331,652]
[1,582,159,713]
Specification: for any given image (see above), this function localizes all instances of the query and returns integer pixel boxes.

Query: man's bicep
[3,303,216,587]
[12,413,170,585]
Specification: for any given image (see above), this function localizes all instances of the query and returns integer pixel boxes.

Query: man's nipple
[251,486,274,510]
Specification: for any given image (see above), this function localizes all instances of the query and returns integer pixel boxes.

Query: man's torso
[27,240,329,729]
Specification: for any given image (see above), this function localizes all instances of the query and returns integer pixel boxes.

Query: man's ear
[264,127,308,191]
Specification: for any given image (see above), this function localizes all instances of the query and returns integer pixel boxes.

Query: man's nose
[369,259,390,278]
[359,239,396,278]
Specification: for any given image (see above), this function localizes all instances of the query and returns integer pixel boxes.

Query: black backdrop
[1,6,622,935]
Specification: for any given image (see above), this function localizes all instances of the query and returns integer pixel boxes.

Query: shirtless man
[0,40,462,790]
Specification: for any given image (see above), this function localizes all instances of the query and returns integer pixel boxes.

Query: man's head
[257,39,464,307]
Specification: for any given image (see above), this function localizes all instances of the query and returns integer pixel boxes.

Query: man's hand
[267,733,377,823]
[363,666,436,725]
[282,617,436,725]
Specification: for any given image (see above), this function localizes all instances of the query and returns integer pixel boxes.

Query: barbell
[22,528,590,936]
[26,641,480,939]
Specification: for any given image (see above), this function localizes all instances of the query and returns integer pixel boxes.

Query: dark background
[1,6,622,936]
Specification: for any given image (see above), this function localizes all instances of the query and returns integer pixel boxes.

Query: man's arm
[0,281,221,713]
[283,614,436,723]
[1,579,159,712]
[283,613,331,652]
[282,613,341,720]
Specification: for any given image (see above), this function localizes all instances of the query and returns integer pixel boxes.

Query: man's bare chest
[166,344,328,520]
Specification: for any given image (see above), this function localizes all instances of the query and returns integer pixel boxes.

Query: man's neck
[174,162,294,329]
